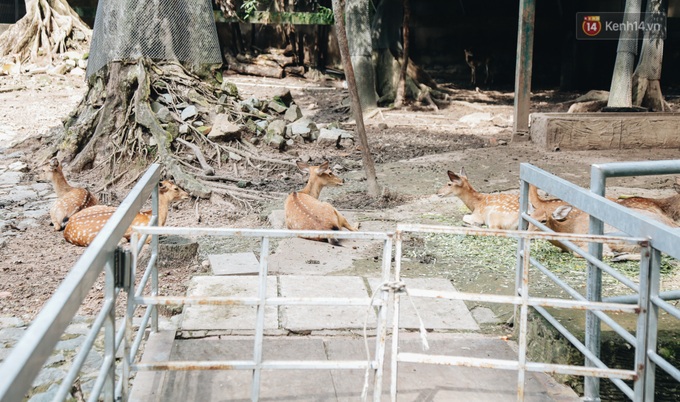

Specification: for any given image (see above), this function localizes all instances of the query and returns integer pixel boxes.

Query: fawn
[284,161,358,245]
[437,168,519,230]
[44,158,99,231]
[464,49,493,86]
[63,180,189,247]
[616,177,680,224]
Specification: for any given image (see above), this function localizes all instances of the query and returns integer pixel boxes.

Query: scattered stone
[192,120,204,127]
[267,119,287,137]
[273,88,293,107]
[255,120,268,133]
[568,100,607,113]
[179,124,189,134]
[159,93,173,104]
[264,133,285,149]
[317,128,353,144]
[459,112,493,126]
[151,101,164,113]
[31,368,66,388]
[180,105,198,121]
[77,59,88,70]
[268,101,288,113]
[378,123,388,130]
[8,161,28,172]
[207,114,243,141]
[284,104,303,122]
[27,383,60,402]
[221,81,239,98]
[288,117,318,140]
[47,64,69,75]
[228,152,242,161]
[156,107,173,123]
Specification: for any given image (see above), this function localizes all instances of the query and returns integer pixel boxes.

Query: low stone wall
[530,113,680,151]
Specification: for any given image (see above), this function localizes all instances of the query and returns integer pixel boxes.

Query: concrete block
[368,277,479,331]
[181,276,278,330]
[279,276,375,331]
[209,252,260,275]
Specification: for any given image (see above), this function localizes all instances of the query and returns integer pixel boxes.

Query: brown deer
[284,161,358,245]
[616,177,680,224]
[437,168,519,230]
[544,202,677,261]
[44,158,99,231]
[464,49,493,86]
[63,180,189,247]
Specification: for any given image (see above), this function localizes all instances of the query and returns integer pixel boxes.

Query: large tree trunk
[345,0,378,111]
[0,0,91,64]
[607,0,641,109]
[632,0,667,111]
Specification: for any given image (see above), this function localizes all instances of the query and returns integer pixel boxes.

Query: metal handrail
[0,164,162,402]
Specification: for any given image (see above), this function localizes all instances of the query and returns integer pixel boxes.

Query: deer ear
[447,170,460,182]
[296,161,309,173]
[319,161,329,170]
[552,206,572,221]
[459,167,467,178]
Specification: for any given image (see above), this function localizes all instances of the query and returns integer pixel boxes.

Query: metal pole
[251,236,270,401]
[515,179,530,323]
[644,248,662,400]
[151,184,159,333]
[633,243,652,400]
[104,256,116,401]
[584,165,606,401]
[512,0,536,140]
[390,232,404,401]
[373,237,393,401]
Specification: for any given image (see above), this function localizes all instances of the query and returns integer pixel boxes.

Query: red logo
[582,15,602,36]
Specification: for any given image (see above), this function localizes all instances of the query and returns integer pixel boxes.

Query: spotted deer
[44,158,99,231]
[437,168,519,230]
[464,49,493,86]
[63,180,189,247]
[543,201,677,261]
[284,161,358,245]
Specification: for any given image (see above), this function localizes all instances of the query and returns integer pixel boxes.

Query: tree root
[48,59,295,211]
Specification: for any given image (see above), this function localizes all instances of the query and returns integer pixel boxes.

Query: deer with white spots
[44,158,99,231]
[284,161,358,245]
[63,180,190,247]
[616,177,680,225]
[437,168,519,230]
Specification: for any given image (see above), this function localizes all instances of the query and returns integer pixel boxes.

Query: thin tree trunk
[331,0,381,198]
[394,0,410,107]
[632,0,666,111]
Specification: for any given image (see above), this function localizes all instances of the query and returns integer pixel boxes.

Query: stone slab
[132,333,579,401]
[530,112,680,151]
[181,276,278,330]
[279,275,375,331]
[209,252,260,275]
[129,330,175,402]
[368,277,480,331]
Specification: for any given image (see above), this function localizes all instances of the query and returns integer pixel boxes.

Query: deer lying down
[284,161,358,246]
[44,158,98,230]
[437,168,519,230]
[546,204,677,262]
[617,177,680,225]
[63,180,189,247]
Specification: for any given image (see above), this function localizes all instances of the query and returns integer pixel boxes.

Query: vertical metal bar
[103,255,116,401]
[584,166,606,400]
[516,239,530,401]
[633,243,652,400]
[644,248,662,401]
[373,237,393,401]
[251,236,270,402]
[122,231,139,401]
[515,179,530,322]
[151,183,159,333]
[390,232,403,401]
[512,0,536,140]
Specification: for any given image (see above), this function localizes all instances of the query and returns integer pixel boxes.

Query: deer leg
[462,214,484,227]
[470,65,476,85]
[335,210,359,231]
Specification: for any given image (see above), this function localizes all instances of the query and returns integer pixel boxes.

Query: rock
[273,88,293,107]
[151,101,164,113]
[221,81,239,98]
[459,112,493,126]
[207,114,243,141]
[267,119,287,137]
[378,123,388,130]
[573,90,609,103]
[192,120,204,127]
[179,124,189,134]
[268,101,288,113]
[255,120,268,133]
[264,133,285,149]
[158,236,199,267]
[8,161,28,172]
[228,152,242,161]
[65,59,77,68]
[180,105,198,121]
[317,128,353,144]
[568,100,607,113]
[77,59,88,69]
[288,117,318,140]
[156,106,173,123]
[284,104,303,122]
[159,93,173,104]
[47,63,69,75]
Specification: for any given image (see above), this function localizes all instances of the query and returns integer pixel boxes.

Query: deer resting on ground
[63,180,189,247]
[44,158,99,231]
[284,161,358,245]
[437,168,519,230]
[616,177,680,225]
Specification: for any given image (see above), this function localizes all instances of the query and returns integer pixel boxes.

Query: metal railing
[0,164,163,402]
[518,161,680,401]
[123,225,394,401]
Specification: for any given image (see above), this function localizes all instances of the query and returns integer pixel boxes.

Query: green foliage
[316,6,334,24]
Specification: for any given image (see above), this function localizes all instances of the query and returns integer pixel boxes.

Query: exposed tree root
[46,59,295,210]
[0,0,91,64]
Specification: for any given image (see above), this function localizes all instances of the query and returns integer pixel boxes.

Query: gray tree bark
[344,0,378,111]
[632,0,667,111]
[607,0,641,108]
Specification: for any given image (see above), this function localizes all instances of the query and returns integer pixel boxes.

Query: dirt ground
[1,71,680,321]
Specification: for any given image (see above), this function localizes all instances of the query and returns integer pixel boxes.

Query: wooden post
[512,0,536,141]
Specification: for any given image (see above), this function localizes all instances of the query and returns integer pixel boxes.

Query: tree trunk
[632,0,667,111]
[332,0,381,198]
[607,0,641,108]
[344,0,378,111]
[0,0,91,64]
[394,0,410,108]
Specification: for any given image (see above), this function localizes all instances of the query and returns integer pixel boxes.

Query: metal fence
[1,161,679,401]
